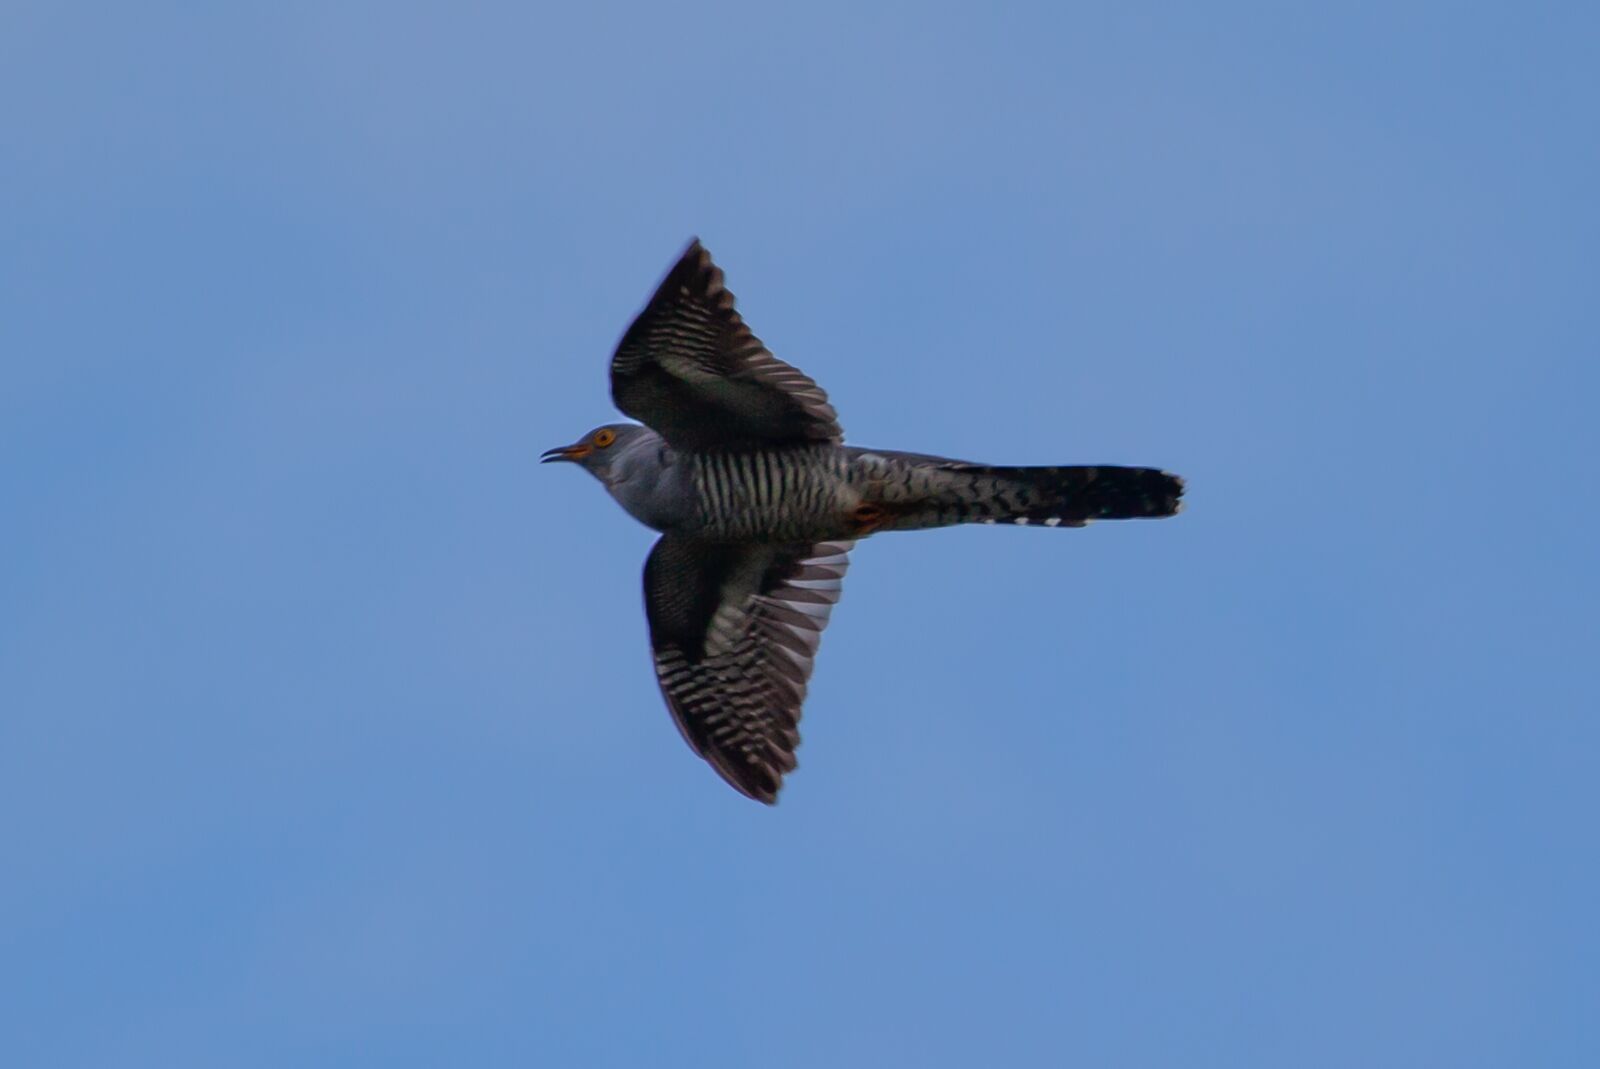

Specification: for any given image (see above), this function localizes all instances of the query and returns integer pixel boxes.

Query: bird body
[544,241,1184,803]
[565,426,1179,544]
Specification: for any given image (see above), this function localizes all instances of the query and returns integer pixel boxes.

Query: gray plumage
[544,240,1184,803]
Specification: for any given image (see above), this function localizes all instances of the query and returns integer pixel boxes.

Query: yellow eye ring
[593,429,617,448]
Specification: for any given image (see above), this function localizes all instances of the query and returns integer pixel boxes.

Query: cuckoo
[543,241,1184,803]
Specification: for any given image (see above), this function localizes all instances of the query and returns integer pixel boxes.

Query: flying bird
[544,241,1184,803]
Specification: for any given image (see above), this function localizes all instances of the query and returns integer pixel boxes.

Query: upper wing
[642,535,852,803]
[610,240,843,451]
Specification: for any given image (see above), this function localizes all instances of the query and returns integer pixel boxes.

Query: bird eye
[593,429,617,448]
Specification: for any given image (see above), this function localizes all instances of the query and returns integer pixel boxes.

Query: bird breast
[687,446,855,542]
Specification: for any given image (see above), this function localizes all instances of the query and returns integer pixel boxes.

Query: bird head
[540,423,654,485]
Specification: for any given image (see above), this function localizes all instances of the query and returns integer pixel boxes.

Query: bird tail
[867,460,1184,531]
[970,464,1184,527]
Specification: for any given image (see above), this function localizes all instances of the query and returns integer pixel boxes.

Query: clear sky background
[3,3,1596,1066]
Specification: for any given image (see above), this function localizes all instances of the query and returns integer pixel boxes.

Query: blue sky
[3,3,1596,1066]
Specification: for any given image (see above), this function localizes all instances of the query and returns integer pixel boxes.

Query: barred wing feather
[642,537,852,803]
[610,240,842,451]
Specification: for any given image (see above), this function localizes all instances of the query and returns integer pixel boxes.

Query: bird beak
[540,442,591,464]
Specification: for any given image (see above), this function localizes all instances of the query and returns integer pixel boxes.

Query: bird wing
[642,535,852,803]
[610,240,843,451]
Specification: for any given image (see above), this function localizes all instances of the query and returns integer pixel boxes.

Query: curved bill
[540,443,590,463]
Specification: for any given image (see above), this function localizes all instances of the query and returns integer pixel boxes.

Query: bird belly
[688,448,855,542]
